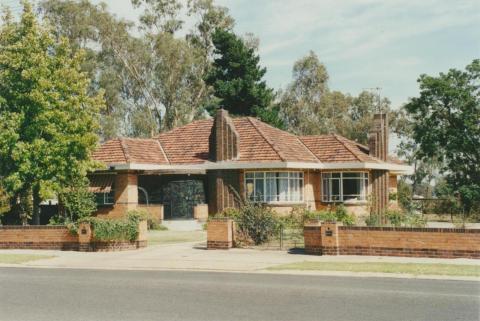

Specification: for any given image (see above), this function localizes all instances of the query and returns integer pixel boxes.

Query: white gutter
[108,161,413,175]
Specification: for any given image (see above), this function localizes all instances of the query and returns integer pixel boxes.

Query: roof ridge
[154,118,213,138]
[118,138,130,163]
[332,134,362,162]
[297,136,321,163]
[247,117,286,162]
[156,140,170,164]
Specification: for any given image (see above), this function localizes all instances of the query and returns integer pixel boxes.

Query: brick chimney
[368,113,389,224]
[368,113,388,161]
[209,109,239,162]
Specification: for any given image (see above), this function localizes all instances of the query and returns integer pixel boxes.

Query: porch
[90,171,209,223]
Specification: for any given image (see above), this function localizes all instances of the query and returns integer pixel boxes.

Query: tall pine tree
[205,29,283,127]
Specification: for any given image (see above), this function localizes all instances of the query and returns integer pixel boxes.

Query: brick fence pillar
[207,218,233,249]
[320,221,339,255]
[78,222,92,252]
[304,219,322,255]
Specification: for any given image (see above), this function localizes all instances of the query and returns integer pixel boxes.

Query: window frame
[244,171,304,204]
[95,186,115,206]
[321,172,368,203]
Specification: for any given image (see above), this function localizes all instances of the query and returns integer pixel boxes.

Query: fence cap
[304,219,322,227]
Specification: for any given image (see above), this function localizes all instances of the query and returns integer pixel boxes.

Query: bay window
[322,172,368,202]
[245,171,304,203]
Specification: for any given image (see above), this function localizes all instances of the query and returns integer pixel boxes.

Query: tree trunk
[32,184,41,225]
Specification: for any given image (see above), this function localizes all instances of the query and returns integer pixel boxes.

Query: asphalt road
[0,268,479,321]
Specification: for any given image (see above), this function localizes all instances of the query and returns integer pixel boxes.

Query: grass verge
[148,230,206,245]
[0,254,55,264]
[267,261,480,277]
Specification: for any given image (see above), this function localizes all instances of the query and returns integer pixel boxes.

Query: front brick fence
[304,220,480,259]
[0,220,147,252]
[207,218,234,249]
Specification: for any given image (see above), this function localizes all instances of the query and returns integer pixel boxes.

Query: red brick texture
[0,221,148,252]
[0,226,78,250]
[304,222,480,259]
[207,218,233,249]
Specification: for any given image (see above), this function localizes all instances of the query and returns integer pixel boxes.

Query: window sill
[263,202,305,207]
[321,200,368,205]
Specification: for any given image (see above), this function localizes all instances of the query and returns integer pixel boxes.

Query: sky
[6,0,479,108]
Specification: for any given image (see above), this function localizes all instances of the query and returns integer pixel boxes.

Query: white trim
[106,160,413,174]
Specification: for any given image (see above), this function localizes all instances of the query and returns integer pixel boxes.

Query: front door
[162,180,205,220]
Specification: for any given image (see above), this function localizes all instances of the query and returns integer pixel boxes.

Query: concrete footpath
[0,241,479,281]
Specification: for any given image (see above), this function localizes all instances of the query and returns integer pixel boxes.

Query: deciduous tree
[0,2,104,223]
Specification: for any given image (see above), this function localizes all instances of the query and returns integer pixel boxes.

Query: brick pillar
[304,219,322,255]
[136,220,148,248]
[115,172,138,212]
[320,221,339,255]
[207,218,233,249]
[78,222,92,252]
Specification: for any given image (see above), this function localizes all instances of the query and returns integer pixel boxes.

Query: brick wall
[0,220,148,252]
[0,226,78,250]
[207,218,233,249]
[304,221,480,259]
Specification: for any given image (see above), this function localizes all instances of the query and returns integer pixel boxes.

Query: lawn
[267,261,480,277]
[0,254,55,264]
[148,230,206,246]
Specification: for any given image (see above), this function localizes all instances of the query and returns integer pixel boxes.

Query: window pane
[266,172,276,178]
[278,178,289,201]
[331,179,340,201]
[278,172,288,178]
[246,179,255,201]
[343,172,362,178]
[322,178,330,201]
[254,172,264,178]
[266,177,277,202]
[343,177,361,200]
[332,173,341,178]
[255,179,264,202]
[245,172,254,179]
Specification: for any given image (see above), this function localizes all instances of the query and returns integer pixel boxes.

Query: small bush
[222,202,278,245]
[127,209,166,230]
[80,212,143,242]
[365,214,381,227]
[386,209,404,227]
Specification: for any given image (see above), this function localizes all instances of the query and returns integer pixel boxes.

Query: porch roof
[88,174,115,193]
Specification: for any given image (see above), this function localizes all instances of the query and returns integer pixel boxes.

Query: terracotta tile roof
[300,134,381,163]
[243,117,319,163]
[92,139,127,164]
[93,116,389,166]
[93,138,168,165]
[232,118,282,162]
[157,119,212,164]
[121,138,169,164]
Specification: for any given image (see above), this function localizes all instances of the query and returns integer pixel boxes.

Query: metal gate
[162,180,205,220]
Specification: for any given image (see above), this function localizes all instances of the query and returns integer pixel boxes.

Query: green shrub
[58,180,97,222]
[80,212,143,242]
[127,209,163,230]
[405,214,427,228]
[365,214,381,227]
[386,209,404,227]
[223,202,278,245]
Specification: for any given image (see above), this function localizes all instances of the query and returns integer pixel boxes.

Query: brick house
[89,109,411,223]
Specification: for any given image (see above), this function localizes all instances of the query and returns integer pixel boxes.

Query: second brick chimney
[368,113,388,161]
